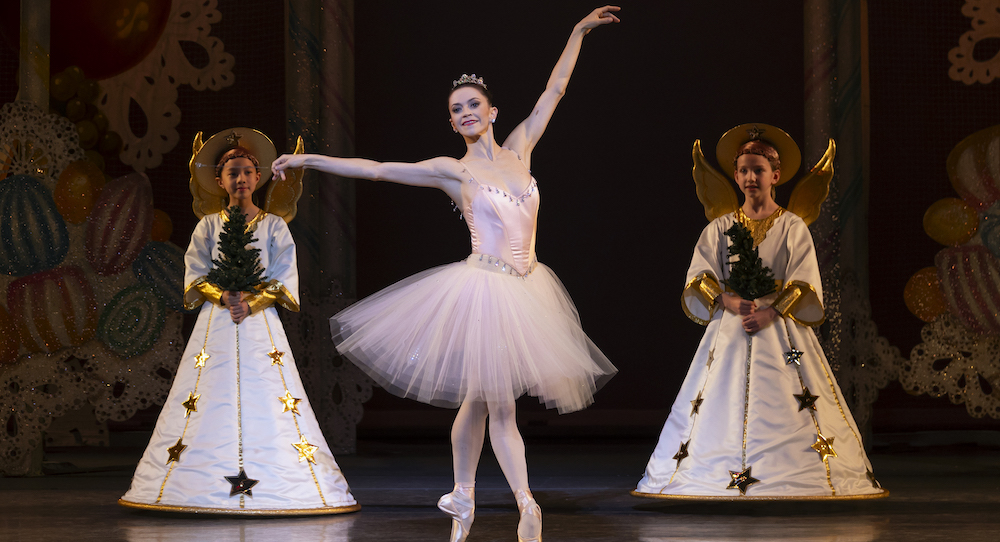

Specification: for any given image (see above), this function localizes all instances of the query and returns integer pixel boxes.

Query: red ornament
[6,266,98,353]
[85,172,153,275]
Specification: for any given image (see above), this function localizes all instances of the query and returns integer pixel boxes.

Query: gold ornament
[811,432,838,461]
[278,390,302,415]
[690,390,704,416]
[166,438,187,464]
[268,348,285,366]
[922,197,978,246]
[182,392,200,417]
[292,436,319,464]
[194,348,210,368]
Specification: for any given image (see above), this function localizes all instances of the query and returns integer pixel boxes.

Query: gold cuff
[183,277,224,310]
[697,274,723,306]
[772,280,826,326]
[246,279,300,313]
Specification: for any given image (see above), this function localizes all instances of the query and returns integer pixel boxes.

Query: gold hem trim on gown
[118,498,361,516]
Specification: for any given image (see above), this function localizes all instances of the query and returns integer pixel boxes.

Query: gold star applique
[225,130,243,147]
[784,348,803,366]
[793,387,819,411]
[268,348,285,366]
[194,348,210,368]
[746,125,766,140]
[690,390,704,416]
[225,468,259,496]
[166,438,187,464]
[292,436,319,464]
[182,392,201,417]
[673,440,690,465]
[866,469,882,489]
[278,390,302,415]
[811,432,838,461]
[726,466,761,495]
[706,349,715,368]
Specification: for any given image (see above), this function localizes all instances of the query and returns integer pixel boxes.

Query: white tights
[451,398,528,492]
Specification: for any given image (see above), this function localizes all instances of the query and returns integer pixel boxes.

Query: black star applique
[726,466,761,496]
[784,348,804,366]
[225,468,259,497]
[673,440,690,465]
[793,387,819,411]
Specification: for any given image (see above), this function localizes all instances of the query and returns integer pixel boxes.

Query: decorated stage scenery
[2,1,999,541]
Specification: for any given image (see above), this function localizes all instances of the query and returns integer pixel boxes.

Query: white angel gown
[332,161,617,413]
[120,211,359,515]
[634,209,887,500]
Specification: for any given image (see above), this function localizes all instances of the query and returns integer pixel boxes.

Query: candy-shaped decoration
[0,304,20,366]
[935,245,1000,334]
[132,241,186,311]
[150,209,173,242]
[904,267,949,322]
[947,124,1000,210]
[923,197,979,246]
[53,160,105,224]
[85,172,153,275]
[979,202,1000,260]
[0,175,70,276]
[97,283,165,359]
[6,265,97,353]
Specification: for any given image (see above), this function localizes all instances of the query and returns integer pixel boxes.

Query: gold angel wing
[787,138,836,226]
[263,135,305,223]
[189,131,228,219]
[692,139,739,221]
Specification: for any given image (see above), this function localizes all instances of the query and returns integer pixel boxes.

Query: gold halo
[192,128,277,198]
[716,123,801,185]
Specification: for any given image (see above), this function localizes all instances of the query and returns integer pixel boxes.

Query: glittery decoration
[935,246,1000,334]
[132,241,189,312]
[292,436,319,464]
[166,438,187,464]
[279,390,302,415]
[0,100,186,476]
[726,466,760,495]
[85,173,154,276]
[97,283,166,358]
[182,392,200,418]
[97,0,234,172]
[746,125,766,140]
[225,130,243,147]
[0,175,70,276]
[784,348,804,366]
[794,387,819,411]
[225,469,259,497]
[690,391,704,416]
[811,432,838,461]
[902,313,1000,419]
[948,1,1000,85]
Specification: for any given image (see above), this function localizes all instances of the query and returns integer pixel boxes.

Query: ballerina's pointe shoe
[438,485,475,542]
[515,489,542,542]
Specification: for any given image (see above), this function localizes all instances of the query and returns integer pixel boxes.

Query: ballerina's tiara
[453,73,487,90]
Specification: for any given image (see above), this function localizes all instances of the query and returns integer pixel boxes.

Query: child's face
[217,157,260,200]
[734,154,780,201]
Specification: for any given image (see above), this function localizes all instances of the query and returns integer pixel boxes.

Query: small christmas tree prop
[206,206,265,298]
[723,222,777,301]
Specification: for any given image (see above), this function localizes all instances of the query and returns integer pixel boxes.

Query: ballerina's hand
[271,153,306,181]
[580,5,621,32]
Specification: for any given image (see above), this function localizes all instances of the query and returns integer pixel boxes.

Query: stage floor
[1,437,997,541]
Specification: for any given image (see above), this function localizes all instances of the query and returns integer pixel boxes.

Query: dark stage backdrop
[351,0,805,429]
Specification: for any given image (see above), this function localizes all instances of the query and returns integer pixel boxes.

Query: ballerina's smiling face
[449,86,497,137]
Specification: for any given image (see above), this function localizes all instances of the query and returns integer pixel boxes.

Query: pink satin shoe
[438,485,475,542]
[515,489,542,542]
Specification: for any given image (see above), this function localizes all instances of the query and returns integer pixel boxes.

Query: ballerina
[272,6,621,539]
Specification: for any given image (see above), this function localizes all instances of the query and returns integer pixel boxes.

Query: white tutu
[332,255,616,413]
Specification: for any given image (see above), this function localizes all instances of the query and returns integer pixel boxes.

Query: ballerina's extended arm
[502,5,620,165]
